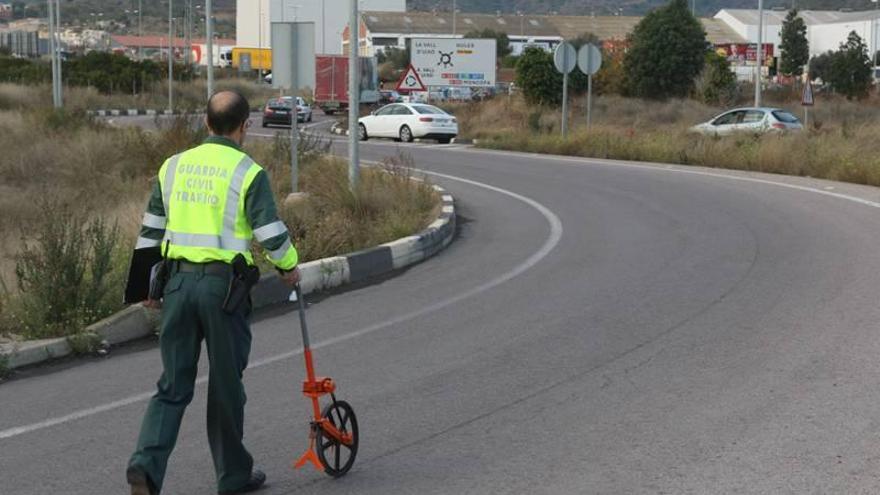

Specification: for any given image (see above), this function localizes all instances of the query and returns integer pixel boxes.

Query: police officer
[126,90,301,495]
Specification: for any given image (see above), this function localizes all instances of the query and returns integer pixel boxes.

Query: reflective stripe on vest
[164,231,250,252]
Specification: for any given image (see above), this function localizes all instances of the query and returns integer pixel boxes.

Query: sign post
[577,43,602,129]
[801,75,814,129]
[553,42,576,138]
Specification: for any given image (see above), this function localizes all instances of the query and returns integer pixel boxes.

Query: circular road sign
[553,42,577,74]
[577,44,602,76]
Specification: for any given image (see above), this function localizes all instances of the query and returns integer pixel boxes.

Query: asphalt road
[5,115,880,494]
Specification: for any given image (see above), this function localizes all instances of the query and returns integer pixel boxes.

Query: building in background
[236,0,405,55]
[0,3,12,21]
[109,35,235,66]
[0,29,42,57]
[348,11,745,57]
[716,9,880,61]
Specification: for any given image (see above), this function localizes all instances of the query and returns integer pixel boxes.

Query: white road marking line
[0,169,564,441]
[450,147,880,210]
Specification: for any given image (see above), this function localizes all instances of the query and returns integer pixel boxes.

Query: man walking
[127,91,301,495]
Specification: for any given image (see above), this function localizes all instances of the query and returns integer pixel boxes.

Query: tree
[694,52,736,104]
[826,31,873,100]
[515,46,562,105]
[570,32,601,49]
[377,46,409,70]
[808,51,834,82]
[464,29,512,58]
[623,0,707,99]
[779,9,809,77]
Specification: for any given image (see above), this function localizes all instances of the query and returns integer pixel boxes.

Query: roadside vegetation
[0,83,437,344]
[450,92,880,187]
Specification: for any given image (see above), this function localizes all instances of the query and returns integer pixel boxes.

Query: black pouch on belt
[147,241,171,301]
[222,254,261,314]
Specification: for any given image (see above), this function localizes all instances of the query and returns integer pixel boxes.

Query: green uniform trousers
[129,269,254,493]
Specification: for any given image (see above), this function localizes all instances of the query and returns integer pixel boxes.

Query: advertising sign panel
[715,43,775,66]
[411,38,496,88]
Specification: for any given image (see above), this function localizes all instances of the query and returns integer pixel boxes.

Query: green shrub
[12,201,121,339]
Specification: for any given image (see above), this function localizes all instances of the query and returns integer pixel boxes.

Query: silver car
[690,107,804,136]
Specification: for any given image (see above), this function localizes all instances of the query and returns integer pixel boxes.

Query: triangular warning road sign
[396,64,427,92]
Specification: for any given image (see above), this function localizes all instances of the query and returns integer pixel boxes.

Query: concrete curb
[330,121,349,136]
[0,186,455,371]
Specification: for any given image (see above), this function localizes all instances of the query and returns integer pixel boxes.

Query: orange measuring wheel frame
[291,284,359,477]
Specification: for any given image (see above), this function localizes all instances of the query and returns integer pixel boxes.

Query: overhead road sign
[411,38,497,88]
[396,64,427,92]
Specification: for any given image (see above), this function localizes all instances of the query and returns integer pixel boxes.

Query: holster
[147,241,172,301]
[222,254,261,314]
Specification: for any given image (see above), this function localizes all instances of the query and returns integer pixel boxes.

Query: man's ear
[204,115,210,132]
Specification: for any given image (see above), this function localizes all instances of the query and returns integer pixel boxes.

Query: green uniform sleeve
[245,170,299,271]
[136,180,167,249]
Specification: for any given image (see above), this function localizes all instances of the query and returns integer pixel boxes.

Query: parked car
[262,96,313,127]
[689,107,803,136]
[379,90,403,104]
[358,103,458,144]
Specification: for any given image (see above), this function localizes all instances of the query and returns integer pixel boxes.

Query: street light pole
[206,0,213,98]
[168,0,174,112]
[755,0,763,107]
[138,0,143,60]
[55,0,62,106]
[452,0,456,36]
[348,0,359,189]
[47,0,59,108]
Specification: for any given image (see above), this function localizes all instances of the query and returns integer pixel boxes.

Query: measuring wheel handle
[291,283,359,477]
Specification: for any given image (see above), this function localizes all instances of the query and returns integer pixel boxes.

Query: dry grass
[0,78,278,113]
[454,94,880,187]
[0,89,437,340]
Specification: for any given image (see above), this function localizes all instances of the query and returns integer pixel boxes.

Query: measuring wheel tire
[316,400,359,477]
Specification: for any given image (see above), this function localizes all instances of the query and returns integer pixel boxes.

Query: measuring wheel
[316,400,359,477]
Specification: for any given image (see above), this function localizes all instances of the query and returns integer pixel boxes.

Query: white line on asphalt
[448,147,880,210]
[0,169,564,441]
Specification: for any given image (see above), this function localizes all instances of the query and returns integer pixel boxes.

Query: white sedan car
[358,103,458,144]
[690,107,803,136]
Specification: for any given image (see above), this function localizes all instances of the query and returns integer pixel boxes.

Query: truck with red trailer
[314,55,379,115]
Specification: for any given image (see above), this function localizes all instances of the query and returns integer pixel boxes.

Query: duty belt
[173,260,231,276]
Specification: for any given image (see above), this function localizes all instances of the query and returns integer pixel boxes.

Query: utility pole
[54,0,62,107]
[348,0,359,189]
[452,0,457,36]
[755,0,763,107]
[47,0,59,108]
[206,0,213,98]
[138,0,143,60]
[168,0,174,112]
[258,0,263,83]
[692,0,696,16]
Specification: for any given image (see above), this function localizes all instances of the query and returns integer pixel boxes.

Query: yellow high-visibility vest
[158,143,263,265]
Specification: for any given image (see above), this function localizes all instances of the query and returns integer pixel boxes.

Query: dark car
[378,90,402,104]
[262,97,313,127]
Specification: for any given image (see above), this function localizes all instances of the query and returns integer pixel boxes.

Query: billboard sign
[715,43,775,66]
[411,38,496,88]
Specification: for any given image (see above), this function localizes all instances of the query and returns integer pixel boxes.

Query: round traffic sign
[577,44,602,76]
[553,42,577,74]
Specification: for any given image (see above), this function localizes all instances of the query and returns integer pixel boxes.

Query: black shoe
[126,465,157,495]
[219,470,267,494]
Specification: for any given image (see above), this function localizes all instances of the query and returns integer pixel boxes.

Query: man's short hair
[206,91,250,135]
